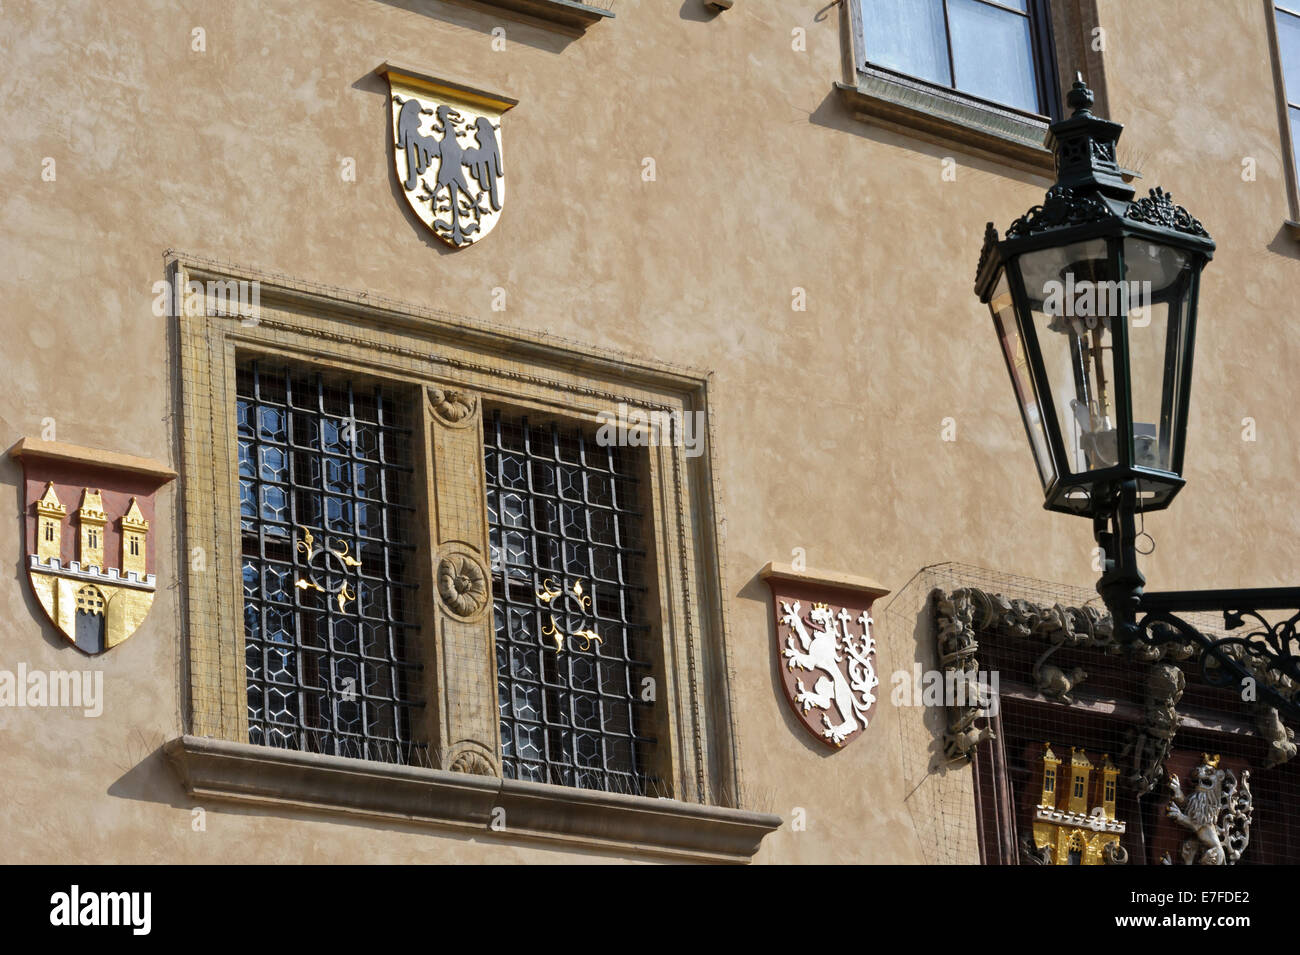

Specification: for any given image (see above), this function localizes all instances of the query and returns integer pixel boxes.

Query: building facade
[1,0,1298,864]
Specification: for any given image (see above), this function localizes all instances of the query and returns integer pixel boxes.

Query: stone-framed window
[163,253,778,862]
[836,1,1108,173]
[851,0,1060,116]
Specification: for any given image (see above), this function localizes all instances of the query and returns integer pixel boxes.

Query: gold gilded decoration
[120,497,149,577]
[383,66,516,249]
[77,488,107,570]
[34,482,66,562]
[536,578,602,652]
[11,441,173,654]
[294,525,360,612]
[1028,742,1127,864]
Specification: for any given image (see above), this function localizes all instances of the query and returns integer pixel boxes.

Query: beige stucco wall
[0,0,1295,863]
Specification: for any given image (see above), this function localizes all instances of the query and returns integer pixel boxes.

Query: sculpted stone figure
[1166,755,1252,865]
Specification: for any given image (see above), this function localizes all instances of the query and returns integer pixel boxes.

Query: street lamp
[975,75,1300,718]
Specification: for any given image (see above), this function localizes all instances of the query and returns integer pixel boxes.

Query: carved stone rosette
[437,552,489,619]
[448,746,495,776]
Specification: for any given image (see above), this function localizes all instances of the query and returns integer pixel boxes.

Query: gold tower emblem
[10,439,176,654]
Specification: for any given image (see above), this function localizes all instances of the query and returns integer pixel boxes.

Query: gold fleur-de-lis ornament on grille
[535,577,601,653]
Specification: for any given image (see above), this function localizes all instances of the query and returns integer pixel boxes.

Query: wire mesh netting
[883,561,1299,865]
[484,410,664,797]
[237,360,429,767]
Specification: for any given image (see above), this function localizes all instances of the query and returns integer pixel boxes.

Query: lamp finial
[1067,73,1095,115]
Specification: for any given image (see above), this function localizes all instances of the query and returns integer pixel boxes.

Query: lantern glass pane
[1018,239,1120,475]
[1124,238,1195,474]
[990,272,1053,486]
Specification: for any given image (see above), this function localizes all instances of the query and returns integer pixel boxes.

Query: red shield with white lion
[762,563,889,749]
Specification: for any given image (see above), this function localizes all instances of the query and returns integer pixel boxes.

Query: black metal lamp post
[976,75,1300,719]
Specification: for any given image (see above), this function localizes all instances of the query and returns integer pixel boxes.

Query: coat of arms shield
[9,439,176,654]
[762,563,890,749]
[383,65,516,249]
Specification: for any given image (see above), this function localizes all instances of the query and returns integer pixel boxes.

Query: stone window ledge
[1285,219,1300,240]
[441,0,613,37]
[835,73,1054,175]
[164,736,781,863]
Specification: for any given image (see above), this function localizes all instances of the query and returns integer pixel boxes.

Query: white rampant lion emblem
[781,600,879,746]
[1165,754,1252,865]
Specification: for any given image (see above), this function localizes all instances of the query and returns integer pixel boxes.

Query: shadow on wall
[877,565,982,865]
[804,87,1051,193]
[371,0,577,54]
[1267,222,1300,261]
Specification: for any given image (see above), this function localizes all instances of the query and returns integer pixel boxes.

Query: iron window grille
[484,411,662,796]
[237,360,427,766]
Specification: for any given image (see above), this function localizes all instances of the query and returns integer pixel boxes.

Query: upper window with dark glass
[855,0,1058,116]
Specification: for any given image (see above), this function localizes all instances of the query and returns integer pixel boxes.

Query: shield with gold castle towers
[382,64,517,249]
[9,439,176,654]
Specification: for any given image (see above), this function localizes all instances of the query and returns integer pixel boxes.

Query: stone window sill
[442,0,613,36]
[164,736,781,863]
[1285,219,1300,240]
[835,70,1055,175]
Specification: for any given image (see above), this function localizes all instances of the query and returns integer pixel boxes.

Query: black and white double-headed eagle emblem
[384,68,515,248]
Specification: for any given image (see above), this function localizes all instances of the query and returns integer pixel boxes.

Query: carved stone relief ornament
[933,589,997,761]
[428,387,478,426]
[762,564,889,749]
[382,64,516,249]
[436,552,489,619]
[449,748,495,776]
[929,587,1296,785]
[9,439,176,654]
[421,384,500,775]
[1164,754,1252,865]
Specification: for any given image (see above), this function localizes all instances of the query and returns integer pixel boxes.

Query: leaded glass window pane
[237,360,426,766]
[484,411,661,796]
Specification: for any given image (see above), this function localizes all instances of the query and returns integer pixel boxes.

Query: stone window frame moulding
[836,0,1109,176]
[166,251,778,863]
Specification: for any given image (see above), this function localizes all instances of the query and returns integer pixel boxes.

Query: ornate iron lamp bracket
[1134,591,1300,721]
